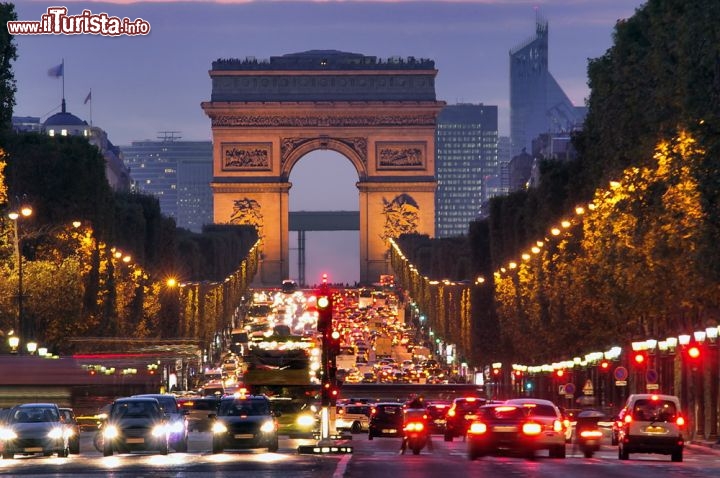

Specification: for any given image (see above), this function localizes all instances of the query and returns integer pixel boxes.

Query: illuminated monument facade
[202,50,445,285]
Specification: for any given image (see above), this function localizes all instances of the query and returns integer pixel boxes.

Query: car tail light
[580,429,603,439]
[676,415,685,427]
[447,406,456,418]
[468,422,487,435]
[624,414,633,424]
[553,420,563,433]
[522,422,542,436]
[404,422,424,432]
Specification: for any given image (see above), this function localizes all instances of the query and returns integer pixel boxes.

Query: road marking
[333,453,351,478]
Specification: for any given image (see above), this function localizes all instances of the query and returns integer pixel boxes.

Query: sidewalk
[688,438,720,454]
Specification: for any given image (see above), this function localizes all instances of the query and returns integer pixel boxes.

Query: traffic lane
[0,434,344,477]
[344,434,720,478]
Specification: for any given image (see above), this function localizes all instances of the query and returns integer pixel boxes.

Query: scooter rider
[400,395,433,454]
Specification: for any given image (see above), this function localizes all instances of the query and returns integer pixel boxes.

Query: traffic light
[328,330,341,358]
[687,345,701,361]
[633,352,647,367]
[321,379,339,406]
[316,292,333,332]
[599,360,611,372]
[555,369,565,380]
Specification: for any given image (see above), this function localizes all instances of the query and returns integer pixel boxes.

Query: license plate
[465,414,478,420]
[234,434,254,439]
[126,438,145,444]
[644,425,667,434]
[493,426,518,432]
[382,428,397,434]
[24,447,43,452]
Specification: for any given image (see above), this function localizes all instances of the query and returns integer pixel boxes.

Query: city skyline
[10,0,645,284]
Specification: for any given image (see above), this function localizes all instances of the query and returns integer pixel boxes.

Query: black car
[102,397,169,456]
[211,395,279,453]
[426,401,451,434]
[368,402,404,439]
[133,394,189,452]
[466,403,540,459]
[178,395,219,432]
[0,403,69,459]
[444,396,485,441]
[59,407,81,454]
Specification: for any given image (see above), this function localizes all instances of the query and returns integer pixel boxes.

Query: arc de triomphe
[202,50,445,286]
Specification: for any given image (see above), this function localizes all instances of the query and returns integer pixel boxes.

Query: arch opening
[288,150,360,287]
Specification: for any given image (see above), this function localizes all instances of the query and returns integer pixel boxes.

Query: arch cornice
[280,137,368,180]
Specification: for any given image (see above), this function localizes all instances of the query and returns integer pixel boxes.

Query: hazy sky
[11,0,646,284]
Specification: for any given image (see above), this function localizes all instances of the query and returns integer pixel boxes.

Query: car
[0,403,69,459]
[270,397,318,437]
[444,396,486,441]
[426,401,451,434]
[102,397,169,456]
[368,402,404,439]
[467,403,542,459]
[611,408,627,445]
[178,396,219,432]
[617,393,685,462]
[502,398,567,458]
[211,394,279,453]
[336,403,371,433]
[59,407,81,454]
[133,393,189,452]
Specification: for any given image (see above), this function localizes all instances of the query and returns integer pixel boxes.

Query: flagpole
[61,58,65,103]
[89,88,92,128]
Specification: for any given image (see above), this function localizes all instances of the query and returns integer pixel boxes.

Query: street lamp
[8,201,33,352]
[8,335,19,353]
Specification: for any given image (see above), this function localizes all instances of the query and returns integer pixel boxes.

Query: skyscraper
[435,104,498,237]
[509,15,586,158]
[121,133,213,232]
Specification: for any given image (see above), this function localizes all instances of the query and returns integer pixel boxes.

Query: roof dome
[44,111,86,127]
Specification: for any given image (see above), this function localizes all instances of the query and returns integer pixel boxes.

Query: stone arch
[280,137,368,181]
[202,50,444,286]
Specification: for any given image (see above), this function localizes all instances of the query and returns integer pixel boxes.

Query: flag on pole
[47,61,64,78]
[84,90,92,104]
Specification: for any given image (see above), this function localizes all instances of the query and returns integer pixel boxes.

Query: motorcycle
[575,410,605,458]
[402,420,428,455]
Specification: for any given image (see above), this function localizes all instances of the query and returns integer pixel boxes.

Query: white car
[617,393,684,462]
[336,404,371,433]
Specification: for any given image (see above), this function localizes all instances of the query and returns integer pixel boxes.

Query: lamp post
[8,202,33,352]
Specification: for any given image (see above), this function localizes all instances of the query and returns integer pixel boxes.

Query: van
[617,393,685,462]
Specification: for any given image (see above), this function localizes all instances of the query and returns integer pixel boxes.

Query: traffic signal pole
[297,278,351,455]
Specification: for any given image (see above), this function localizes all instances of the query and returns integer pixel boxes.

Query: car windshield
[112,401,160,419]
[483,406,525,420]
[219,399,269,416]
[13,407,59,423]
[457,400,482,413]
[631,399,678,422]
[526,404,557,417]
[374,405,402,417]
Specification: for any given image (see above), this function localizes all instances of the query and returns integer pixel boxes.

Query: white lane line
[333,453,352,478]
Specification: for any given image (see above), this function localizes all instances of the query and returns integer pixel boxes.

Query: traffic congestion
[0,281,718,477]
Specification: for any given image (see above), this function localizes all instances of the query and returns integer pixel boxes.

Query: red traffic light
[633,352,646,366]
[599,360,610,371]
[555,369,565,378]
[688,346,701,360]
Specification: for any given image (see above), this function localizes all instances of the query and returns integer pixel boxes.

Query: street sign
[646,369,658,384]
[582,379,594,396]
[564,383,576,395]
[614,366,628,381]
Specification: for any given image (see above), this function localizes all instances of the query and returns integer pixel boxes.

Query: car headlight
[0,427,17,440]
[103,425,119,439]
[168,421,185,434]
[212,422,228,434]
[151,425,167,437]
[260,420,276,433]
[47,427,64,439]
[296,414,315,428]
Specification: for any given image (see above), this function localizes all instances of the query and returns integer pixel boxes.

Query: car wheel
[2,451,13,459]
[212,439,223,454]
[103,444,113,457]
[175,438,188,453]
[351,421,363,434]
[70,439,80,455]
[671,449,683,462]
[59,445,69,458]
[268,437,279,452]
[368,432,374,440]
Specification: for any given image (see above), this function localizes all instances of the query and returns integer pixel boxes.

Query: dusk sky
[11,0,646,285]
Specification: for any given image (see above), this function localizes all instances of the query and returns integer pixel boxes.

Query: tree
[0,2,17,132]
